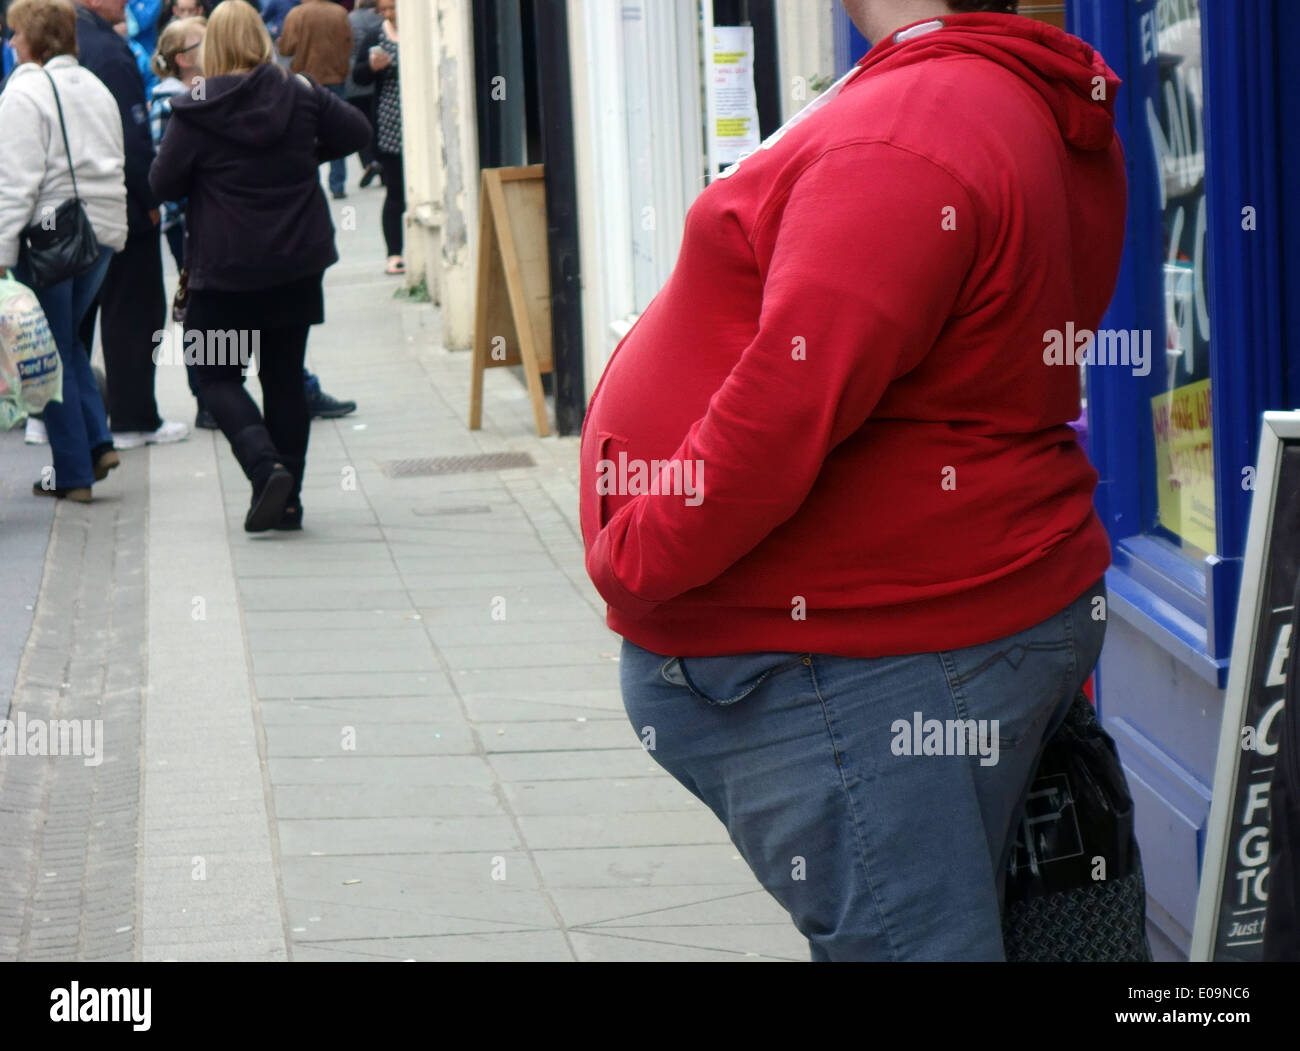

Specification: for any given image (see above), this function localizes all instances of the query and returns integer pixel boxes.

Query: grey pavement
[0,433,55,710]
[0,158,808,962]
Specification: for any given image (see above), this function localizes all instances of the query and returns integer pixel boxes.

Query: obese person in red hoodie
[580,0,1127,961]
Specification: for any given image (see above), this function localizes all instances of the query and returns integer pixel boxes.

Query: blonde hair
[151,16,206,79]
[201,0,274,77]
[6,0,78,65]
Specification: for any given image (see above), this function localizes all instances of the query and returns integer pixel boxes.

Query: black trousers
[348,93,377,169]
[79,227,166,433]
[378,149,404,257]
[187,324,312,502]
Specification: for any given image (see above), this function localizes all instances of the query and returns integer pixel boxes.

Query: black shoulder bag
[18,69,103,290]
[1001,691,1154,961]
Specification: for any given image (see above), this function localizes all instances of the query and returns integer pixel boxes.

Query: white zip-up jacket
[0,55,128,270]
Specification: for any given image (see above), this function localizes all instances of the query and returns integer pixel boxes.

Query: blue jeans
[16,248,114,489]
[324,83,347,194]
[619,577,1107,961]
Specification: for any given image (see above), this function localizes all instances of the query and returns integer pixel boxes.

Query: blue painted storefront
[831,0,1300,959]
[1070,0,1299,960]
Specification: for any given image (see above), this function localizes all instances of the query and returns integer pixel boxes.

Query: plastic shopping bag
[0,331,23,430]
[0,393,23,431]
[0,306,25,429]
[0,271,62,415]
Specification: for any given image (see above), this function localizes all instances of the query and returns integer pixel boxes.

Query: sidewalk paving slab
[0,158,810,963]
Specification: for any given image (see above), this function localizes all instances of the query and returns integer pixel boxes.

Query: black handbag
[17,70,102,290]
[1001,691,1154,961]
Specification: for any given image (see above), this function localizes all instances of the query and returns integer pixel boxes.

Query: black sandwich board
[1192,411,1300,960]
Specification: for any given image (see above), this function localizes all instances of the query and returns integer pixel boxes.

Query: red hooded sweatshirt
[579,13,1127,658]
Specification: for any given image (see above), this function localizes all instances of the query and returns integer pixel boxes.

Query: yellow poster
[1152,378,1215,554]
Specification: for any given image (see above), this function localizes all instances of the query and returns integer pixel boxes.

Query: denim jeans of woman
[15,248,114,490]
[620,577,1108,961]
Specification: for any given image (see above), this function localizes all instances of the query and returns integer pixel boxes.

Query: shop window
[1145,0,1213,559]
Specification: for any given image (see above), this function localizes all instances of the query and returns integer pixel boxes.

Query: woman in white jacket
[0,0,127,501]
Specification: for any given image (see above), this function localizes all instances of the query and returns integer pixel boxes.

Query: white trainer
[113,419,191,450]
[24,417,48,444]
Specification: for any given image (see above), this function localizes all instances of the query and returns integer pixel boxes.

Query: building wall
[1099,618,1220,959]
[1021,2,1067,30]
[397,0,478,350]
[776,0,836,123]
[570,0,704,400]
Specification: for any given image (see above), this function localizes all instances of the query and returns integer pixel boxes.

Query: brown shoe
[94,448,120,482]
[32,481,92,502]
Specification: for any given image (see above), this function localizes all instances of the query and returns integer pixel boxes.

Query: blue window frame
[1073,0,1290,688]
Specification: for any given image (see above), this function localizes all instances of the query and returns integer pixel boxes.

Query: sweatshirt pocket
[580,430,629,547]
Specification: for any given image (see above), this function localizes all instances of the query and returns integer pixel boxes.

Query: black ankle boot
[275,454,304,531]
[230,425,292,532]
[275,504,304,531]
[245,463,294,533]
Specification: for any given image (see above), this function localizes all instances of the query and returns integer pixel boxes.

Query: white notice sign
[710,26,760,168]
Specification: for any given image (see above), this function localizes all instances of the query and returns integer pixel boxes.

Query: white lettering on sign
[1233,778,1272,907]
[1264,622,1291,687]
[1140,11,1158,64]
[1255,698,1285,758]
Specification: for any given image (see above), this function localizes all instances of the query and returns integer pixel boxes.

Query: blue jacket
[125,1,159,94]
[75,4,157,234]
[260,0,299,40]
[128,0,163,56]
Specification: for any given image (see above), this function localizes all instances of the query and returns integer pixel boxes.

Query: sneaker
[332,190,347,200]
[195,407,219,430]
[24,417,48,444]
[113,419,191,449]
[307,388,358,419]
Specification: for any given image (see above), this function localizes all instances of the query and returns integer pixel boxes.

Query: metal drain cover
[380,452,536,478]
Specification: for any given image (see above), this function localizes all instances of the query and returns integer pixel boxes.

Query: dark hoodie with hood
[148,63,371,291]
[580,13,1128,659]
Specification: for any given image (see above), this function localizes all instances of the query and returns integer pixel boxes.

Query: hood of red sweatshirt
[854,13,1121,152]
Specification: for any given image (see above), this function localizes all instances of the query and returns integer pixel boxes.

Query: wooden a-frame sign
[469,165,553,437]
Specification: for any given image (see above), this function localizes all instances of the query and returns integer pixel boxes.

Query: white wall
[398,0,479,350]
[570,0,705,401]
[776,0,838,123]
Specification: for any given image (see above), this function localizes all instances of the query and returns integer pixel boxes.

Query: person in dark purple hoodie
[149,0,369,531]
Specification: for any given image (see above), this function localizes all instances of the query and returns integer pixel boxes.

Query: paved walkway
[0,161,806,962]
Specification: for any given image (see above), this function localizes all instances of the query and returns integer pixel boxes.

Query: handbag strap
[42,68,81,202]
